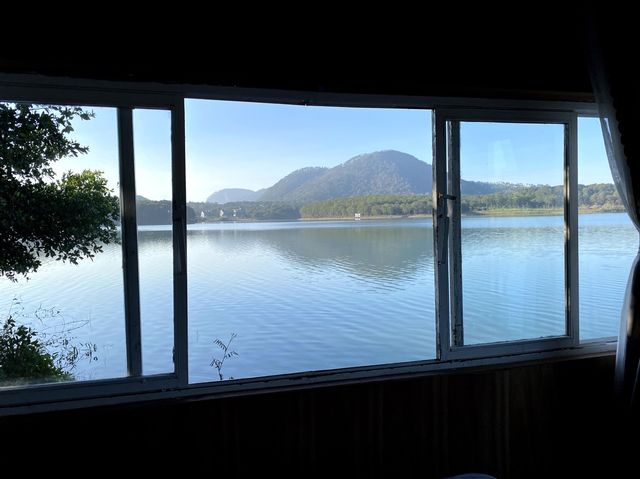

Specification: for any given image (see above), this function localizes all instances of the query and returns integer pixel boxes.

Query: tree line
[138,184,624,223]
[299,184,623,218]
[461,183,622,213]
[300,195,431,218]
[188,201,300,221]
[137,198,198,225]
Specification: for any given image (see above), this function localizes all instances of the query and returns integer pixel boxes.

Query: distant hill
[205,150,515,204]
[259,167,329,202]
[285,151,432,203]
[206,188,260,203]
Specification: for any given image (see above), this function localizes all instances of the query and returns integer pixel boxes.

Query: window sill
[0,338,616,417]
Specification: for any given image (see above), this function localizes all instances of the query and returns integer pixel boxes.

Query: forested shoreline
[135,184,623,224]
[298,183,622,219]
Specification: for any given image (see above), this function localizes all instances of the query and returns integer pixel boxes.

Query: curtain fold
[589,22,640,406]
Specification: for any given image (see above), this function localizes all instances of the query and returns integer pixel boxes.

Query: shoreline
[463,207,625,217]
[298,214,431,222]
[189,208,625,225]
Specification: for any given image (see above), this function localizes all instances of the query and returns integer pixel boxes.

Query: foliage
[301,194,431,218]
[0,103,120,281]
[136,197,197,225]
[190,201,300,221]
[0,303,98,384]
[0,316,68,382]
[298,184,623,219]
[192,183,624,222]
[210,333,238,381]
[577,183,624,211]
[461,183,623,213]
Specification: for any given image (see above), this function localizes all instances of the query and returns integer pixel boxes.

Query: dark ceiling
[0,13,627,101]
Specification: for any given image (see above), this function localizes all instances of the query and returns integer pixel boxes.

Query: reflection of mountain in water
[175,223,434,283]
[259,226,433,282]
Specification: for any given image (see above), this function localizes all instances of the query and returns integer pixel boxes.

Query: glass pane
[1,103,126,386]
[134,109,174,374]
[185,100,434,383]
[578,117,637,340]
[458,121,566,344]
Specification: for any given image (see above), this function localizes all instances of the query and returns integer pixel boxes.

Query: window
[456,121,566,345]
[134,108,175,375]
[1,104,128,385]
[0,88,185,407]
[184,100,435,382]
[0,75,627,412]
[434,110,577,358]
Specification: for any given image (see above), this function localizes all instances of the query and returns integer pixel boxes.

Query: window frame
[0,80,188,406]
[0,73,613,414]
[433,109,579,361]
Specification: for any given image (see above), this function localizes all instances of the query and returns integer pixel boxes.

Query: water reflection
[186,221,433,286]
[186,220,436,382]
[2,214,634,383]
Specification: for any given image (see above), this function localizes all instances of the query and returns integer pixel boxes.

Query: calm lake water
[1,213,637,384]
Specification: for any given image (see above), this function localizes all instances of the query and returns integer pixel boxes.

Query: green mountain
[281,151,432,203]
[259,167,329,202]
[206,188,260,203]
[205,150,518,205]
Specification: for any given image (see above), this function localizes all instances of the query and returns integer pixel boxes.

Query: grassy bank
[466,208,563,217]
[299,214,430,222]
[465,207,625,217]
[298,208,626,221]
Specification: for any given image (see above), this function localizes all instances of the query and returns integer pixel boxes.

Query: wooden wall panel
[0,356,619,477]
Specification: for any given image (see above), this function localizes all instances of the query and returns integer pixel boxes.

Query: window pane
[458,122,566,344]
[1,103,126,386]
[185,100,434,383]
[578,117,637,340]
[134,109,174,374]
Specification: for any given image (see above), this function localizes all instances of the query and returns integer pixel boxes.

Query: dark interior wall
[0,355,617,477]
[0,15,593,100]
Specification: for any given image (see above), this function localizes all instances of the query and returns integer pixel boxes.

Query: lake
[1,213,636,384]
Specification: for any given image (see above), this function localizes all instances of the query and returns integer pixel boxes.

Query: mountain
[205,150,514,204]
[206,188,260,203]
[259,167,329,201]
[256,151,432,203]
[292,151,432,203]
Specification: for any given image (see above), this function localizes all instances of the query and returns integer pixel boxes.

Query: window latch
[439,193,457,201]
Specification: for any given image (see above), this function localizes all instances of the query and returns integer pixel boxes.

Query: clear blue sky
[54,102,611,202]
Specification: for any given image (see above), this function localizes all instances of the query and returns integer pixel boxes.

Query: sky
[53,101,612,202]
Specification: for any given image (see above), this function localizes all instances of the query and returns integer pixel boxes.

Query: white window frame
[0,73,613,415]
[433,109,579,360]
[0,80,189,406]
